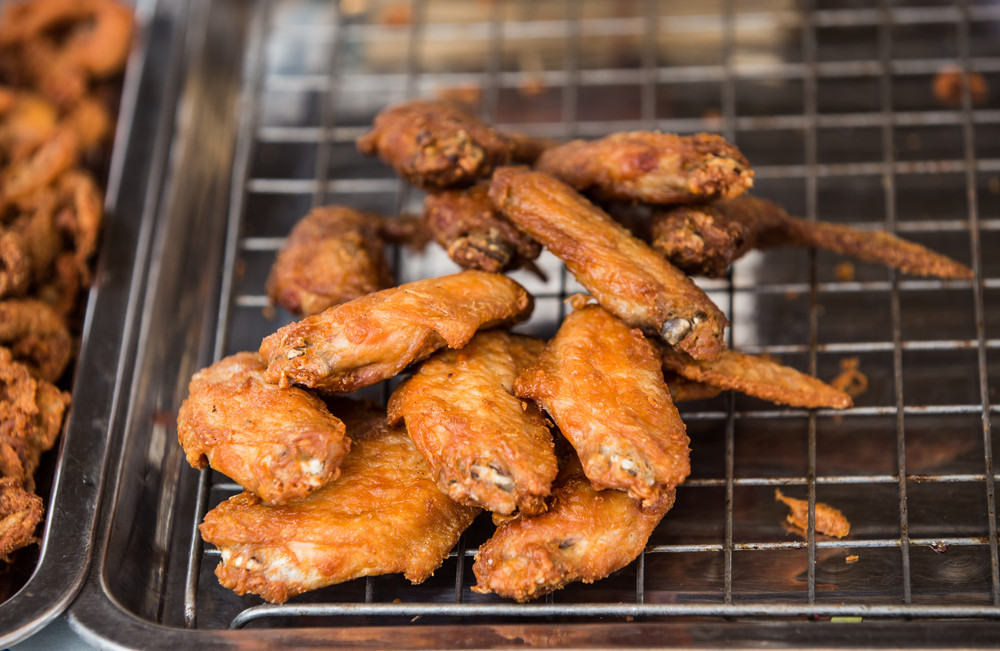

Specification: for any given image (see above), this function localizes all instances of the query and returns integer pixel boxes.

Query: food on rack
[535,131,754,205]
[0,299,72,383]
[775,489,851,539]
[651,195,974,280]
[0,346,69,491]
[200,404,480,605]
[664,374,724,403]
[0,0,135,107]
[422,182,542,274]
[177,352,350,506]
[388,331,556,516]
[508,131,560,164]
[489,166,727,360]
[933,65,989,108]
[260,270,533,394]
[514,304,690,507]
[472,450,675,602]
[265,205,392,317]
[0,477,43,562]
[357,99,516,190]
[830,357,868,400]
[659,347,853,410]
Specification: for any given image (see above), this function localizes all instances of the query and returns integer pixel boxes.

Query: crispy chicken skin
[422,183,541,274]
[535,131,753,205]
[472,452,674,602]
[200,406,480,604]
[775,489,851,539]
[387,331,556,516]
[260,270,534,394]
[652,195,974,280]
[0,298,72,382]
[0,476,43,562]
[177,352,349,506]
[265,205,392,317]
[489,167,727,359]
[660,347,853,410]
[357,99,514,190]
[514,305,690,506]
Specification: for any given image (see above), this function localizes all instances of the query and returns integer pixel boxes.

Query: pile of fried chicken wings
[179,98,970,604]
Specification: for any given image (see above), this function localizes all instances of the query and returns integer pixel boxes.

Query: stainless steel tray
[0,0,183,645]
[69,0,1000,647]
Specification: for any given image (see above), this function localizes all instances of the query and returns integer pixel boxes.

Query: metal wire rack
[70,0,1000,645]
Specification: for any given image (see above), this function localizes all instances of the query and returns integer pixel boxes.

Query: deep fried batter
[651,195,974,280]
[490,167,727,359]
[0,89,58,162]
[507,131,560,164]
[0,477,43,562]
[388,331,555,516]
[200,406,480,604]
[472,451,674,602]
[53,170,103,285]
[265,205,392,317]
[660,347,852,410]
[260,270,533,394]
[664,373,724,403]
[422,183,541,274]
[1,127,78,209]
[0,196,61,298]
[0,299,72,382]
[535,131,753,205]
[775,489,851,539]
[356,99,515,190]
[514,305,690,506]
[177,352,350,506]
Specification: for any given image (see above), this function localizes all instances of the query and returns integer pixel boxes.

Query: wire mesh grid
[181,0,1000,630]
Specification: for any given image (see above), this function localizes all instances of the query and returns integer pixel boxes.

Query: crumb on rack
[834,261,855,282]
[775,489,851,539]
[846,554,859,564]
[830,356,868,399]
[933,65,989,107]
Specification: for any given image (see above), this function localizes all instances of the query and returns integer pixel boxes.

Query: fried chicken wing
[471,451,674,602]
[387,331,556,516]
[0,299,72,382]
[0,477,43,562]
[489,167,727,359]
[260,270,534,394]
[356,99,515,190]
[664,373,724,403]
[651,195,974,280]
[200,406,480,604]
[422,183,541,274]
[265,205,392,317]
[660,347,853,410]
[514,305,690,506]
[177,352,349,505]
[535,131,753,205]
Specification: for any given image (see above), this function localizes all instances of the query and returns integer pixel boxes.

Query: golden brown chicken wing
[514,305,690,506]
[471,451,674,602]
[651,195,974,280]
[660,347,853,410]
[199,405,480,604]
[489,167,727,360]
[535,131,753,205]
[265,205,392,317]
[260,270,534,394]
[422,183,541,274]
[356,99,515,190]
[0,298,72,382]
[0,476,43,562]
[177,352,349,506]
[387,331,556,516]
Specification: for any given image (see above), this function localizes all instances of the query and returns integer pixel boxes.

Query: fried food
[177,352,350,506]
[535,131,753,205]
[53,170,103,285]
[0,89,58,161]
[471,451,674,602]
[775,489,851,539]
[260,270,534,394]
[664,373,724,403]
[1,127,78,209]
[0,299,72,382]
[0,477,43,562]
[660,347,852,410]
[388,331,556,516]
[0,196,60,298]
[507,131,560,164]
[265,205,392,317]
[422,183,541,274]
[651,195,974,280]
[489,167,727,359]
[830,356,868,400]
[356,99,515,190]
[200,406,480,604]
[514,305,690,506]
